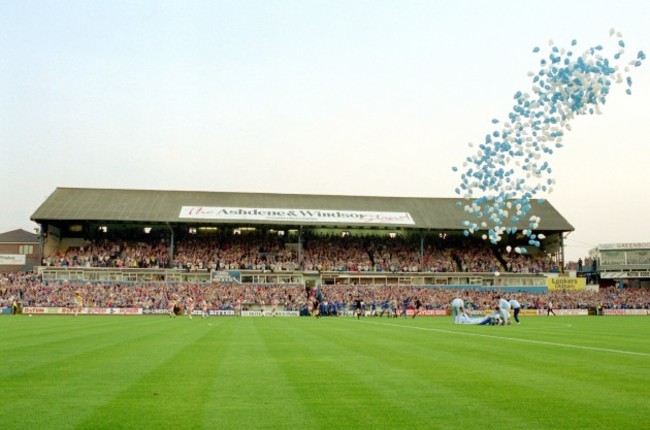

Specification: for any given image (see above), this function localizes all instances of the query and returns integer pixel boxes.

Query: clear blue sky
[1,0,649,262]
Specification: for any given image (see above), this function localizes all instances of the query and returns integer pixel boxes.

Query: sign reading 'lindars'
[179,206,415,225]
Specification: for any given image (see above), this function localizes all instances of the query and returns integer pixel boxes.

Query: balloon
[455,29,644,248]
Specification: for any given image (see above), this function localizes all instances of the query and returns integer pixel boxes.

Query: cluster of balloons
[453,29,645,253]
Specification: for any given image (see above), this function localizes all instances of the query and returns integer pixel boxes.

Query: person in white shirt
[200,298,209,319]
[547,301,556,316]
[498,296,511,325]
[509,298,521,324]
[457,312,492,325]
[451,298,468,324]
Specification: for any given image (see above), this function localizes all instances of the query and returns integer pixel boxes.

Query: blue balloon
[455,30,644,248]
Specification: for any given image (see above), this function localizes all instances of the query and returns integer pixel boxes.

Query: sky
[1,0,649,263]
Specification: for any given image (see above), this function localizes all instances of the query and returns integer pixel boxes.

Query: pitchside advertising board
[20,307,236,316]
[141,309,237,316]
[241,310,300,317]
[23,307,142,315]
[8,307,649,316]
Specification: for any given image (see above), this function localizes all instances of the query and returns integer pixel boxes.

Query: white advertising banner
[600,271,650,279]
[241,310,300,317]
[0,254,26,265]
[602,309,650,316]
[23,307,143,315]
[179,206,415,225]
[599,242,650,250]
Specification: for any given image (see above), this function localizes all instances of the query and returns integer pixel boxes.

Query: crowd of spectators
[40,232,558,274]
[43,239,169,269]
[2,272,649,313]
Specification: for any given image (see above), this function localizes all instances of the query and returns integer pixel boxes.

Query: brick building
[0,229,41,272]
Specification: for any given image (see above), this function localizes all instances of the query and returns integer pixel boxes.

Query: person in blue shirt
[379,300,389,317]
[370,301,377,317]
[509,298,521,324]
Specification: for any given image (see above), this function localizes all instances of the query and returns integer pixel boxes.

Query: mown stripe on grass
[73,317,228,429]
[2,316,217,429]
[253,318,523,429]
[200,318,315,429]
[363,319,650,357]
[336,317,650,428]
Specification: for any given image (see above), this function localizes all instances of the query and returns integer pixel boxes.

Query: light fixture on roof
[144,227,152,234]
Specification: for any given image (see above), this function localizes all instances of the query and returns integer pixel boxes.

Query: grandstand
[28,187,574,290]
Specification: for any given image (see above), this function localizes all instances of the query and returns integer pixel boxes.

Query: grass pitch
[1,314,649,429]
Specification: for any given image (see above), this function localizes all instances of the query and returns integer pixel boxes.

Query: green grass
[1,315,649,429]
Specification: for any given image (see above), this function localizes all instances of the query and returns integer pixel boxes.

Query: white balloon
[456,31,644,246]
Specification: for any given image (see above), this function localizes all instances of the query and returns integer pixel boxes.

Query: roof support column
[166,223,174,268]
[559,233,564,273]
[298,225,302,270]
[420,233,424,271]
